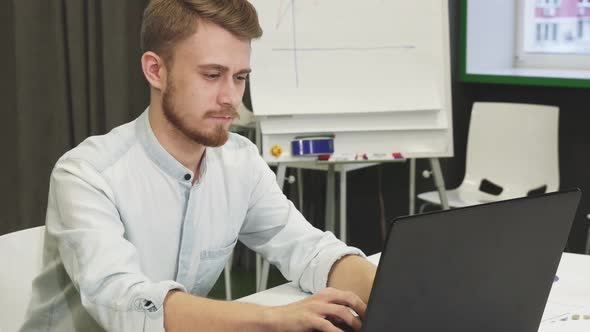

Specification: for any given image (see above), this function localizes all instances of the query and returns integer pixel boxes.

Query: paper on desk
[540,254,590,326]
[541,303,587,322]
[538,318,590,332]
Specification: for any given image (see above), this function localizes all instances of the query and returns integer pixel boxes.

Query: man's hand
[263,287,367,332]
[163,255,376,332]
[328,255,377,304]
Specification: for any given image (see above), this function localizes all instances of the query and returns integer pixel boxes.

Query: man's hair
[141,0,263,65]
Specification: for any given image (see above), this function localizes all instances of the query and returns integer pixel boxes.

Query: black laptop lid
[362,189,581,332]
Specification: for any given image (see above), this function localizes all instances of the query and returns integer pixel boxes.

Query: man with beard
[21,1,377,331]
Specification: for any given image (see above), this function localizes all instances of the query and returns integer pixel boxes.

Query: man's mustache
[205,105,240,119]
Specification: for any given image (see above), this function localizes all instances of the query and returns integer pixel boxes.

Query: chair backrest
[460,102,559,202]
[0,226,45,332]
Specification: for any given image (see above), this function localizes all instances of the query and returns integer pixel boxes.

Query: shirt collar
[136,108,208,184]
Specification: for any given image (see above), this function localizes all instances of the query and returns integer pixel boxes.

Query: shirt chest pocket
[191,237,238,296]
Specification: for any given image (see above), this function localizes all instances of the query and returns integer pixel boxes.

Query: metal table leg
[429,158,449,210]
[257,163,287,292]
[339,169,347,243]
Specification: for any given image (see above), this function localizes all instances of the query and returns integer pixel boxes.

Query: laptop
[362,189,581,332]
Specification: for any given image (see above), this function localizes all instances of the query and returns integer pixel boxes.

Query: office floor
[209,264,288,300]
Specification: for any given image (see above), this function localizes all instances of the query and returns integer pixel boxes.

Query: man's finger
[318,303,362,332]
[327,315,362,332]
[310,316,343,332]
[320,288,367,320]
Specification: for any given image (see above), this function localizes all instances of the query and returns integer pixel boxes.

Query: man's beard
[161,81,239,147]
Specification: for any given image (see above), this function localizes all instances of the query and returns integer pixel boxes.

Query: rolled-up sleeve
[47,158,185,331]
[238,147,365,293]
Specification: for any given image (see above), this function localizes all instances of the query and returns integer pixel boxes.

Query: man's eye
[203,73,220,79]
[236,74,249,81]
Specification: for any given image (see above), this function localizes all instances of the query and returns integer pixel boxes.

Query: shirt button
[184,174,191,181]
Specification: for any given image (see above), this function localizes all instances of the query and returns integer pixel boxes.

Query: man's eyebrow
[236,68,252,75]
[198,64,229,72]
[197,64,251,75]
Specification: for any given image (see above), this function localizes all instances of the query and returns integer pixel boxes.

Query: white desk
[238,253,590,331]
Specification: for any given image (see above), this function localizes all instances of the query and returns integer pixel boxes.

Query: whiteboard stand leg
[325,164,336,234]
[429,158,449,210]
[224,252,232,300]
[257,163,288,292]
[255,254,261,291]
[297,168,304,210]
[258,259,270,292]
[409,158,416,215]
[339,168,347,243]
[276,163,287,190]
[255,121,262,154]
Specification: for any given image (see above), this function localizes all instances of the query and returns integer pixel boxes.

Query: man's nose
[218,78,241,107]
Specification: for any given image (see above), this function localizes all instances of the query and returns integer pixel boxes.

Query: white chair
[0,226,45,332]
[418,102,559,210]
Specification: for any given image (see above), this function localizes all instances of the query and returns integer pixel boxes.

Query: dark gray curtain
[1,0,150,235]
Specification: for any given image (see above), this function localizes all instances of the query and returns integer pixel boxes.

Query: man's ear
[141,51,168,91]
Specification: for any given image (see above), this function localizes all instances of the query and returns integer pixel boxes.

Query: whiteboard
[249,0,453,161]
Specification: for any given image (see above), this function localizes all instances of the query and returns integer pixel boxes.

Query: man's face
[161,20,251,147]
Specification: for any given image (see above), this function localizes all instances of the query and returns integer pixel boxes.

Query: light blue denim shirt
[21,109,364,332]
